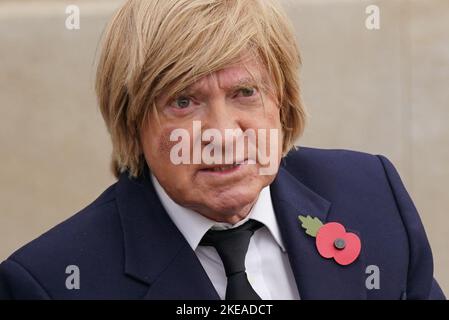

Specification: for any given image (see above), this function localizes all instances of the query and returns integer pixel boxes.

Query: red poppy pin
[298,215,361,266]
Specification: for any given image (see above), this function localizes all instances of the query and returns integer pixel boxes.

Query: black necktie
[199,219,264,300]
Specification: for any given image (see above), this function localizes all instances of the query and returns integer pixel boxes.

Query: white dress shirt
[151,175,300,300]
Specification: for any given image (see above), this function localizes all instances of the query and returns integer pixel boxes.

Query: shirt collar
[151,174,286,252]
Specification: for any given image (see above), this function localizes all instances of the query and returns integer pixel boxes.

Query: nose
[203,98,241,133]
[201,98,245,162]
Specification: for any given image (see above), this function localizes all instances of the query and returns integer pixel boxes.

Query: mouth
[199,159,249,175]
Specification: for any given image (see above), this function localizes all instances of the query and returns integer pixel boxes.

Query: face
[140,58,283,223]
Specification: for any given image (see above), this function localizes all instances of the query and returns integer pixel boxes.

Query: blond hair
[96,0,306,178]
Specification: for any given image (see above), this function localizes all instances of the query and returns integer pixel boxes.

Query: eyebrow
[179,76,263,96]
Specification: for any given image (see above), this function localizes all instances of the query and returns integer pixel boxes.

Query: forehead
[185,59,268,92]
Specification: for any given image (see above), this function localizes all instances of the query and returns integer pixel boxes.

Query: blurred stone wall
[0,0,448,294]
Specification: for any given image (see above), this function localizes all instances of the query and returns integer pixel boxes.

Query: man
[0,0,445,299]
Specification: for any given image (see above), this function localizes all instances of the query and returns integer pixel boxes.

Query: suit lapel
[115,166,219,299]
[270,167,367,299]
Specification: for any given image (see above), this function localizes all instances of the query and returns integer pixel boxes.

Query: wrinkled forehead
[157,55,274,104]
[184,60,267,94]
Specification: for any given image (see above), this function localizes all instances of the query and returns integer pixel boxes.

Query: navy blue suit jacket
[0,147,445,299]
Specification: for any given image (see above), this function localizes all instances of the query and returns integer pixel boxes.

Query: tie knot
[199,219,263,277]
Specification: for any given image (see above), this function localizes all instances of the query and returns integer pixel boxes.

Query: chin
[203,186,260,215]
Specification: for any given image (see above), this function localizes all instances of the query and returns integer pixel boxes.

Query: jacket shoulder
[284,146,381,168]
[9,183,119,263]
[281,146,402,219]
[0,183,127,298]
[283,146,386,185]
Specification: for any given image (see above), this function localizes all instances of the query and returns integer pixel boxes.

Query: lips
[201,163,241,172]
[199,159,249,173]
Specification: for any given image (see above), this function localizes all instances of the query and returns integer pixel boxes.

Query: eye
[236,87,258,98]
[171,96,191,109]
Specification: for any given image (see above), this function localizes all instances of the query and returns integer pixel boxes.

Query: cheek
[141,125,177,165]
[259,100,282,127]
[254,105,283,139]
[157,127,177,157]
[265,106,283,142]
[260,106,283,162]
[268,105,282,127]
